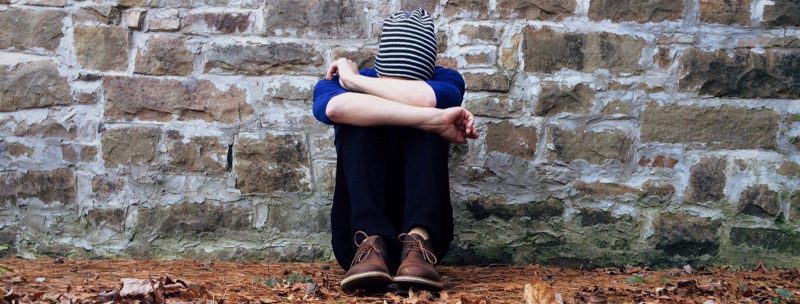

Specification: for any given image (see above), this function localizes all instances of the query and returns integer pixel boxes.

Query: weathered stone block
[589,0,683,22]
[134,202,252,239]
[729,228,800,254]
[118,0,145,7]
[0,9,65,51]
[0,61,70,112]
[266,81,314,100]
[523,27,645,74]
[437,56,458,69]
[14,120,76,139]
[575,181,641,197]
[686,156,727,203]
[738,184,781,218]
[465,195,564,221]
[468,54,494,68]
[74,26,130,71]
[267,203,328,233]
[500,33,522,71]
[101,127,160,167]
[401,0,437,12]
[134,36,193,76]
[460,25,499,42]
[202,0,260,8]
[4,142,33,157]
[464,72,511,92]
[103,76,252,123]
[582,32,647,74]
[234,133,311,194]
[698,0,752,25]
[497,0,575,20]
[579,208,632,226]
[331,47,377,70]
[534,83,594,116]
[640,104,779,150]
[437,31,449,52]
[84,208,126,231]
[183,12,254,34]
[790,191,800,222]
[165,130,227,173]
[75,92,97,104]
[73,6,120,25]
[19,0,65,7]
[638,155,678,169]
[444,0,489,18]
[464,95,523,118]
[523,28,582,73]
[792,137,800,150]
[204,43,322,76]
[148,9,181,31]
[0,169,76,204]
[654,47,672,69]
[91,175,124,198]
[61,144,97,163]
[548,128,632,165]
[679,48,800,98]
[778,161,800,177]
[124,10,146,30]
[485,122,537,160]
[264,0,366,38]
[650,212,721,256]
[641,179,675,199]
[763,0,800,27]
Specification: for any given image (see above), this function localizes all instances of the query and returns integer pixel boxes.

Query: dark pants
[330,124,454,272]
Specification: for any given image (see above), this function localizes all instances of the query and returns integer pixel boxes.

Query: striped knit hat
[375,9,438,80]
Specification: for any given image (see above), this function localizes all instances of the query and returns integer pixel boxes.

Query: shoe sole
[340,271,393,291]
[393,275,444,290]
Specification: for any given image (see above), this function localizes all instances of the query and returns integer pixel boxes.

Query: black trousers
[330,124,454,272]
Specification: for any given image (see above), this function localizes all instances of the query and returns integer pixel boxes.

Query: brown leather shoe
[394,233,443,290]
[340,231,393,291]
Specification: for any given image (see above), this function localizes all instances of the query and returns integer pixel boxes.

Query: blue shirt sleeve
[312,76,348,125]
[426,67,466,109]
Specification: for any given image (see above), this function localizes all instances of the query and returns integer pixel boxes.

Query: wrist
[418,107,443,132]
[340,73,363,92]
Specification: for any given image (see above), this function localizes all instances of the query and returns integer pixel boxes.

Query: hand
[428,107,479,144]
[325,58,359,91]
[459,109,479,139]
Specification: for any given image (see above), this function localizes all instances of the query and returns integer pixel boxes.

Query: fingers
[326,58,352,80]
[463,110,478,139]
[325,61,338,80]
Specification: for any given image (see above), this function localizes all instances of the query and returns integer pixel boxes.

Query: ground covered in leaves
[0,258,798,303]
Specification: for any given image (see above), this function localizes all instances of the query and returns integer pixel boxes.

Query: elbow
[325,99,343,122]
[423,95,437,108]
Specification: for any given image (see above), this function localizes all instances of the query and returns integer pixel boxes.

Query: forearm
[325,92,439,128]
[342,75,437,108]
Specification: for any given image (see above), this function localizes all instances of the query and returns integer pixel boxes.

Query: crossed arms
[312,58,478,143]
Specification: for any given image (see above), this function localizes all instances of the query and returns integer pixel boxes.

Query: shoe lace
[350,231,385,268]
[398,233,438,264]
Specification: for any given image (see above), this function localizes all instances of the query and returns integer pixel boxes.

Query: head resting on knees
[375,8,438,81]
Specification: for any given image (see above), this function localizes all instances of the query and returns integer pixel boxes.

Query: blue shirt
[312,67,466,125]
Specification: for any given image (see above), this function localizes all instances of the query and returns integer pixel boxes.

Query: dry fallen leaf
[119,278,156,297]
[7,275,25,284]
[524,278,559,304]
[752,260,768,274]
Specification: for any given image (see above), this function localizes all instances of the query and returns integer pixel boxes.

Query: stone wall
[1,0,799,268]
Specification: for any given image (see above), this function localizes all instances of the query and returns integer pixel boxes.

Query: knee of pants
[400,128,449,151]
[334,125,391,145]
